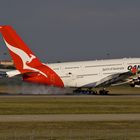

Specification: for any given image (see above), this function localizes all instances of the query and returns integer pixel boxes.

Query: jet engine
[130,77,140,87]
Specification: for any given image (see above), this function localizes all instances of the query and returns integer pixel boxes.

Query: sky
[0,0,140,63]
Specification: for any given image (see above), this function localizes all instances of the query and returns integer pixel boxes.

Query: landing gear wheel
[99,89,109,95]
[73,88,97,95]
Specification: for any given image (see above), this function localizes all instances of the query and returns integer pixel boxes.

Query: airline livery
[0,25,140,94]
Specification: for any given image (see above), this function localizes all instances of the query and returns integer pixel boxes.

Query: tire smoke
[0,78,72,95]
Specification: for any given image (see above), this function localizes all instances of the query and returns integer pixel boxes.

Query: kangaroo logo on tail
[0,25,64,87]
[4,39,48,78]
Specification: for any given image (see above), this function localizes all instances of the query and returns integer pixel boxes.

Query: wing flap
[95,71,136,88]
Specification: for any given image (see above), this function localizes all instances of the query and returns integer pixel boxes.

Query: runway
[0,114,140,122]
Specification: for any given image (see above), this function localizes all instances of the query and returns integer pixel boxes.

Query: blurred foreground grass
[0,121,140,140]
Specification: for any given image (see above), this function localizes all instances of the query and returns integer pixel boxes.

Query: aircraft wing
[94,71,138,88]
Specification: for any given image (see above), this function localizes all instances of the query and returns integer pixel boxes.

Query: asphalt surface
[0,114,140,122]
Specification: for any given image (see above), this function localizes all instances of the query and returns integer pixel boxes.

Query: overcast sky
[0,0,140,62]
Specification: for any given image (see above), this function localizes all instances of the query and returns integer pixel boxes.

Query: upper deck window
[85,64,122,68]
[65,67,79,69]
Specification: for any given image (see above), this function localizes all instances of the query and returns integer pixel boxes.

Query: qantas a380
[0,25,140,94]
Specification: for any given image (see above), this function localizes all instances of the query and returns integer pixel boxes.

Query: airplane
[0,25,140,95]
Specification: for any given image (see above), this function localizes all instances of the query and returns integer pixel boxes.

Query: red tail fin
[0,25,42,73]
[0,25,64,87]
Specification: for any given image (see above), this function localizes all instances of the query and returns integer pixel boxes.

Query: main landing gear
[73,88,109,95]
[73,88,97,95]
[99,88,109,95]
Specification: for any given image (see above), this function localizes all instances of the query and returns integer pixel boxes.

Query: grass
[0,84,140,139]
[0,95,139,114]
[0,121,140,140]
[0,84,140,115]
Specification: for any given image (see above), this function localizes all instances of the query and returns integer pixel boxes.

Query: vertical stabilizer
[0,25,64,87]
[0,25,42,73]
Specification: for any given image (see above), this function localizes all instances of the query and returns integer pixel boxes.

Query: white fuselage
[48,58,140,87]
